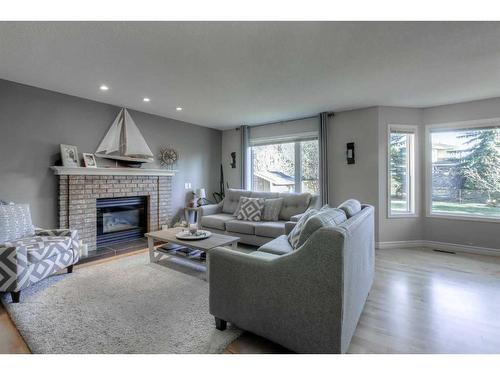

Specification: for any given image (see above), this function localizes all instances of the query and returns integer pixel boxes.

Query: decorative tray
[175,230,212,240]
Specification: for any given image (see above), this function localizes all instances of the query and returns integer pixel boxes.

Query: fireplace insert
[96,196,147,247]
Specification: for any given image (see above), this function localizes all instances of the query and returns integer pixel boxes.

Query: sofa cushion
[236,197,265,221]
[250,191,280,200]
[258,235,294,255]
[222,189,252,214]
[0,204,35,243]
[254,221,286,238]
[200,213,234,231]
[225,219,257,235]
[262,198,284,221]
[278,193,312,221]
[338,199,362,218]
[287,208,318,248]
[6,235,71,263]
[296,208,347,248]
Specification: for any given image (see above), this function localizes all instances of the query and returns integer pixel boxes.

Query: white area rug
[1,253,242,353]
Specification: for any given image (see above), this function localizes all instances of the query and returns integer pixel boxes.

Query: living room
[1,2,500,374]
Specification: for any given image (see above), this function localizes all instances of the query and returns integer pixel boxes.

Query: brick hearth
[57,174,172,251]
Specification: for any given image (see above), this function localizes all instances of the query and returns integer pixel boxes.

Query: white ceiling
[2,22,500,129]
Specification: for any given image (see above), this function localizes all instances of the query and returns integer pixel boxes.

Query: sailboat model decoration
[95,108,154,165]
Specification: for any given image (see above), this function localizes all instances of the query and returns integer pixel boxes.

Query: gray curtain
[319,112,330,205]
[240,125,250,189]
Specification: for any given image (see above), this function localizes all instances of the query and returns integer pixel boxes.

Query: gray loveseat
[208,202,375,353]
[198,189,319,246]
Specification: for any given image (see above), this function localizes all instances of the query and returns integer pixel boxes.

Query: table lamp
[196,188,206,206]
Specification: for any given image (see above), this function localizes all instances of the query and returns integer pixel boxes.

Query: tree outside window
[430,126,500,218]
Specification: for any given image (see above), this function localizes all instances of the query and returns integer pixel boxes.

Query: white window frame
[387,124,418,218]
[425,117,500,223]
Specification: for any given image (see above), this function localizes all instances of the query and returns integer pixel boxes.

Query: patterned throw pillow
[262,198,284,221]
[236,197,265,221]
[338,199,362,218]
[296,208,347,248]
[287,208,318,248]
[0,204,35,243]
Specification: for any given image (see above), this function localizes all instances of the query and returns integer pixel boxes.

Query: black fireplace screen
[96,196,147,247]
[103,209,140,233]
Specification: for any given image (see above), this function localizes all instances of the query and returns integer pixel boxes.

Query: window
[427,123,500,220]
[251,139,319,194]
[388,125,417,216]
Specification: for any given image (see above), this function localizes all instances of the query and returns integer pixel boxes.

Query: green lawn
[431,201,500,217]
[391,199,500,217]
[391,201,407,211]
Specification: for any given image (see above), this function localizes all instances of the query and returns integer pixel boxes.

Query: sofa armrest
[34,228,80,258]
[289,213,303,222]
[0,245,29,292]
[308,194,321,210]
[198,203,223,217]
[35,228,74,237]
[209,246,280,314]
[209,247,278,284]
[285,221,296,235]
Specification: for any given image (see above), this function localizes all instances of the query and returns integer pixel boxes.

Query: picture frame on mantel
[82,153,97,168]
[60,144,79,167]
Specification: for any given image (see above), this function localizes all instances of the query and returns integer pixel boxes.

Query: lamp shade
[196,188,206,199]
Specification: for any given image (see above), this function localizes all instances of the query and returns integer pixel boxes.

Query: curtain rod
[240,111,334,130]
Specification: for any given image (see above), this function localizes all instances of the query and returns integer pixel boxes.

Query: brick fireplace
[53,167,175,251]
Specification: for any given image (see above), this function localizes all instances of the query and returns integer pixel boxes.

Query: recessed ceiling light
[176,107,183,111]
[99,84,109,91]
[143,97,150,102]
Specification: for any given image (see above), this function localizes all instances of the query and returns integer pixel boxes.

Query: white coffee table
[145,228,240,276]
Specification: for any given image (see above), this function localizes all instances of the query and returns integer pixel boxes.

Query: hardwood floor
[2,247,500,354]
[0,301,30,353]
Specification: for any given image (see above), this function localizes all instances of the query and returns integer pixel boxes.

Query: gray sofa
[208,203,375,353]
[198,189,319,246]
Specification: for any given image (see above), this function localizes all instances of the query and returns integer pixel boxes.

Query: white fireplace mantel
[51,166,177,177]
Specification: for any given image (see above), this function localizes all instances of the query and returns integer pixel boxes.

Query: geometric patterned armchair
[0,204,80,303]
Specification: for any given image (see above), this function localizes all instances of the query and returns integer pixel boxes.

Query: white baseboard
[376,240,426,250]
[376,240,500,257]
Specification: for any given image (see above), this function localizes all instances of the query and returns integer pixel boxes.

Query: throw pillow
[236,197,265,221]
[338,199,362,218]
[0,204,35,243]
[262,198,284,221]
[296,208,347,248]
[287,208,318,249]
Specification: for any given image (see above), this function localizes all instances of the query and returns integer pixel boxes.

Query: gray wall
[0,79,222,228]
[328,108,380,239]
[221,128,242,190]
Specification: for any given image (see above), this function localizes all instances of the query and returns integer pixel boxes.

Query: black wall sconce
[346,142,355,164]
[230,152,236,169]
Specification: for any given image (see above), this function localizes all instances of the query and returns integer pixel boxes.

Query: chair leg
[215,317,227,331]
[67,265,74,274]
[11,291,20,303]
